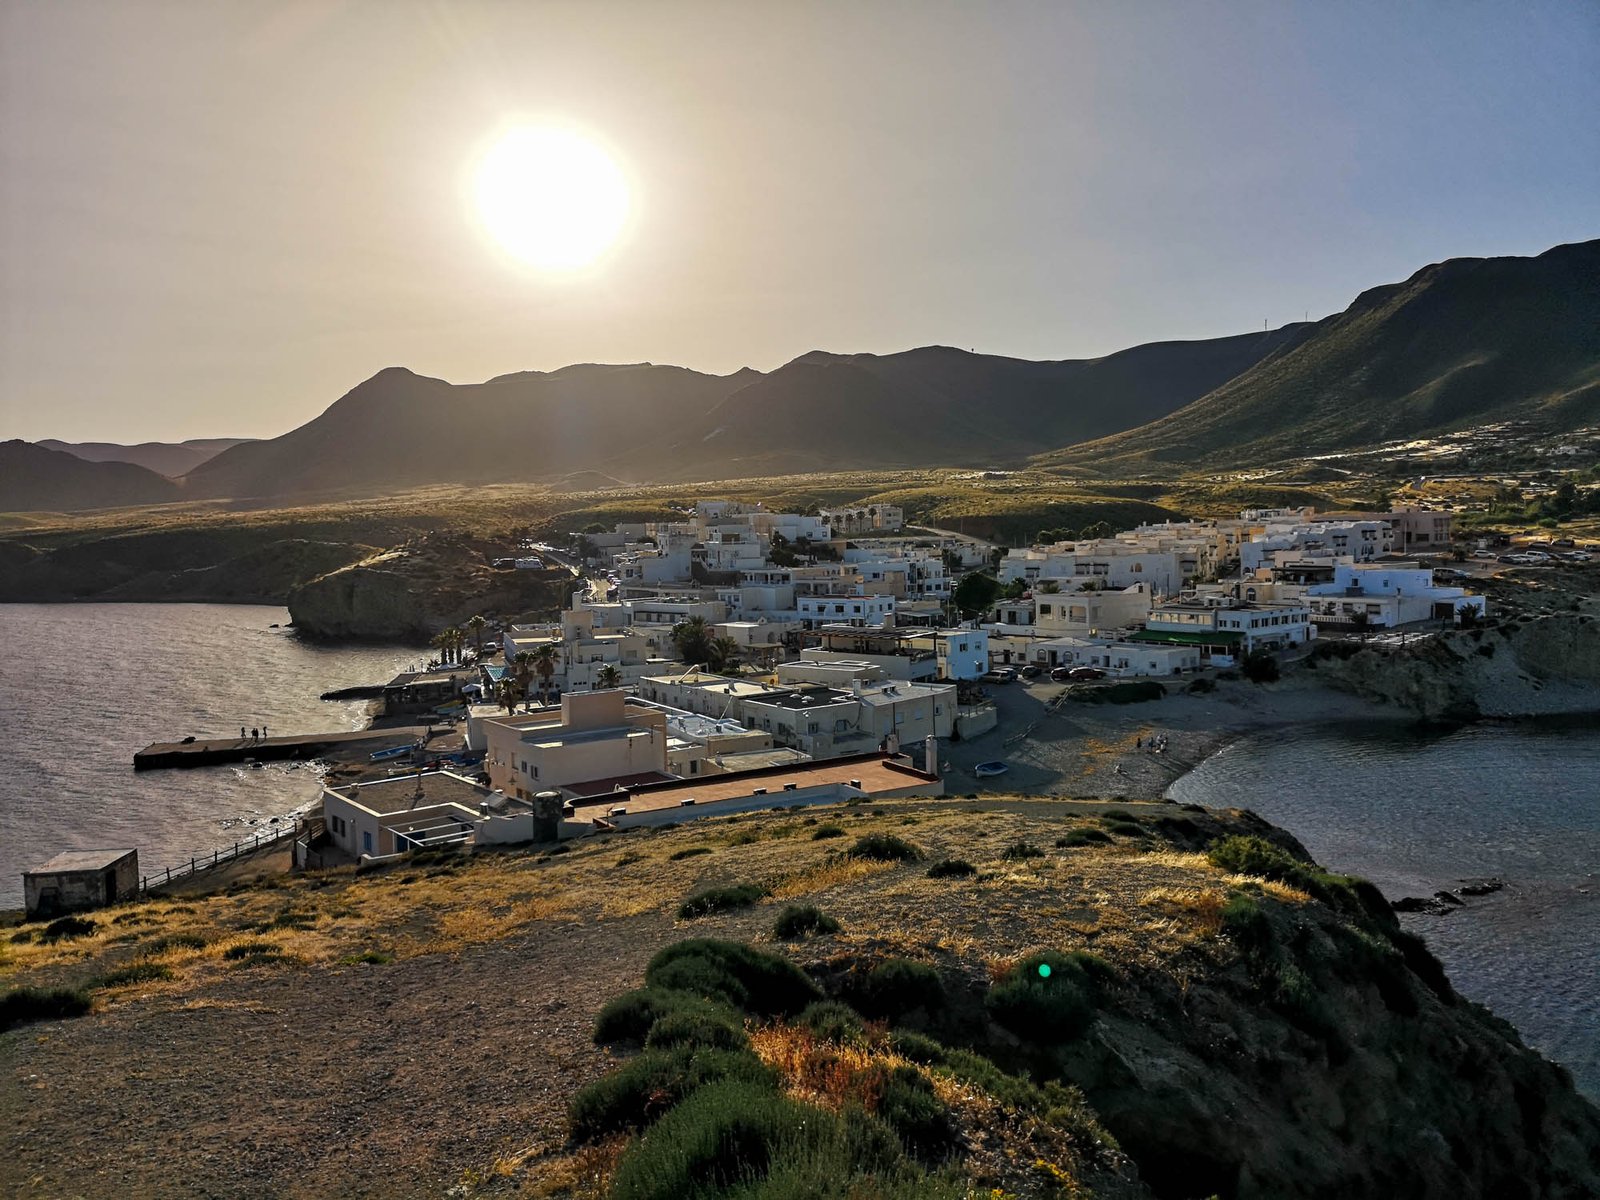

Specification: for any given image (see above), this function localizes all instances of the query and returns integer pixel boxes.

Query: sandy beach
[942,669,1405,801]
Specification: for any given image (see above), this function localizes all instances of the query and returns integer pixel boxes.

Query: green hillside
[1039,240,1600,473]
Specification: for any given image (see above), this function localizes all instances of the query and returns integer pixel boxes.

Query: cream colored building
[483,691,670,801]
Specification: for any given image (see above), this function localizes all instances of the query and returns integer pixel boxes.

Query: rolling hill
[1039,239,1600,473]
[37,437,254,477]
[0,440,182,512]
[183,329,1305,501]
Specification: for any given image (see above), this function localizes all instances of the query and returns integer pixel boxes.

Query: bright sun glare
[473,127,630,270]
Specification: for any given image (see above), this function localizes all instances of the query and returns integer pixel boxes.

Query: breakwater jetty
[133,727,429,770]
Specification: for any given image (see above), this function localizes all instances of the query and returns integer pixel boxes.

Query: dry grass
[769,855,897,899]
[1139,886,1229,935]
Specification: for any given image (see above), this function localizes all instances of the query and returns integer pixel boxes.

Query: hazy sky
[3,0,1596,443]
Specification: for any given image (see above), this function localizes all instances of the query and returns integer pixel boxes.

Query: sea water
[0,603,422,906]
[1168,720,1600,1099]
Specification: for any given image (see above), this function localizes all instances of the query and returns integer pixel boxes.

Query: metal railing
[139,821,304,893]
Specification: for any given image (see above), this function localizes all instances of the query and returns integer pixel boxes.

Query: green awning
[1125,628,1244,647]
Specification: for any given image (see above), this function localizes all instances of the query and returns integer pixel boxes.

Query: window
[1038,603,1052,616]
[362,830,372,854]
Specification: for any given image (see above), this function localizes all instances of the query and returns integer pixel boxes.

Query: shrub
[797,999,868,1045]
[645,939,822,1017]
[595,987,726,1045]
[41,915,98,942]
[1104,819,1146,839]
[669,846,713,861]
[646,1009,749,1053]
[147,933,208,953]
[94,961,174,988]
[985,951,1097,1043]
[845,834,924,863]
[854,958,945,1021]
[1186,677,1217,694]
[1055,828,1111,848]
[926,858,976,878]
[810,824,846,840]
[1219,892,1274,958]
[772,905,840,941]
[1241,650,1281,683]
[868,1064,958,1163]
[222,940,281,961]
[607,1079,945,1200]
[679,884,766,920]
[1070,680,1166,704]
[1,986,92,1031]
[568,1046,777,1140]
[1000,841,1044,861]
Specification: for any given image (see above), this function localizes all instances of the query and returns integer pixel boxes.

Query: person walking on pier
[251,727,259,741]
[241,727,246,740]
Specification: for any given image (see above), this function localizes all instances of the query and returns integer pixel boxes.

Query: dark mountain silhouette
[184,329,1304,498]
[183,364,755,501]
[630,330,1311,480]
[37,437,254,477]
[1041,239,1600,471]
[0,440,182,511]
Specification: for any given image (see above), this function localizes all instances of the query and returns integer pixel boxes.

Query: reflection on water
[0,603,423,905]
[1168,720,1600,1099]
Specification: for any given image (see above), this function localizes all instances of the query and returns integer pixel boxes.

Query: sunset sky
[2,0,1596,444]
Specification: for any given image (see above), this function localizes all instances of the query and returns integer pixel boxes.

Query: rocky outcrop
[287,538,572,640]
[1308,614,1600,719]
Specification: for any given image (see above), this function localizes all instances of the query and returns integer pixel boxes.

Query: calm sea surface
[0,604,423,907]
[1168,721,1600,1099]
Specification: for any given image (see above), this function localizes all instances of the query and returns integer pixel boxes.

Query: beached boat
[369,744,412,762]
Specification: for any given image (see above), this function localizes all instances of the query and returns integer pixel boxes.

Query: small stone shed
[22,848,140,919]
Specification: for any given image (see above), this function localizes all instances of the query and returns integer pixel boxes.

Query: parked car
[1067,666,1106,680]
[981,668,1018,684]
[1049,666,1074,682]
[1471,550,1497,559]
[1019,664,1042,679]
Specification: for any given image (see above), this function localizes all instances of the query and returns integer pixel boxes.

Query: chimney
[925,734,940,780]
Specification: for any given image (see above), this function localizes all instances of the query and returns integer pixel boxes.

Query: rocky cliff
[286,537,573,639]
[1308,614,1600,720]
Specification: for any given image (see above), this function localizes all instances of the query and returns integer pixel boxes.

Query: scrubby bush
[796,999,868,1045]
[1186,677,1217,694]
[1208,835,1386,922]
[222,940,281,961]
[147,932,208,953]
[668,846,713,862]
[1069,680,1166,704]
[853,958,945,1021]
[1000,840,1044,861]
[1241,650,1281,683]
[94,961,174,988]
[0,986,92,1031]
[646,1009,749,1053]
[845,834,924,863]
[926,858,976,878]
[1055,827,1111,848]
[810,824,846,840]
[772,904,840,940]
[594,986,725,1044]
[679,883,766,919]
[645,939,822,1017]
[866,1064,958,1164]
[985,951,1098,1043]
[568,1046,776,1140]
[41,915,97,942]
[606,1078,950,1200]
[1219,892,1274,958]
[1103,819,1147,839]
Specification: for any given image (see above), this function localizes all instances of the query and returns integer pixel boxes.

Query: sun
[473,126,630,270]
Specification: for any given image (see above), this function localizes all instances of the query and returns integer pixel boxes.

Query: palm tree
[596,663,622,690]
[442,627,464,664]
[708,636,742,674]
[512,649,537,709]
[672,616,714,666]
[496,676,519,714]
[429,631,451,667]
[531,642,559,704]
[466,614,488,660]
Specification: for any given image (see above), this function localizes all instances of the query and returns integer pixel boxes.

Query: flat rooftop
[329,771,498,815]
[752,687,853,710]
[570,755,937,817]
[25,848,136,875]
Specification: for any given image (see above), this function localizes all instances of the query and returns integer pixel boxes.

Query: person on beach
[251,727,258,740]
[240,727,246,740]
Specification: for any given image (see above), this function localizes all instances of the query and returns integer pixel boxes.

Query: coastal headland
[3,798,1596,1198]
